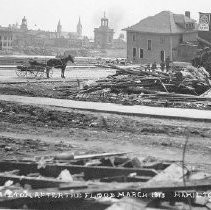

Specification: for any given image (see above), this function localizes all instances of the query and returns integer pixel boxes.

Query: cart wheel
[48,68,53,78]
[27,69,38,78]
[31,67,39,78]
[16,69,27,77]
[36,71,45,78]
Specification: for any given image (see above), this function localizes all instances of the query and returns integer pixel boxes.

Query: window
[132,34,136,41]
[190,23,194,29]
[160,37,165,44]
[4,36,7,40]
[139,48,143,58]
[147,40,152,50]
[160,50,165,62]
[133,48,137,57]
[186,23,194,29]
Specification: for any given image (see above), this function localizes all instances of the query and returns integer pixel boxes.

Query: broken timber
[74,152,127,160]
[0,160,158,181]
[0,173,77,189]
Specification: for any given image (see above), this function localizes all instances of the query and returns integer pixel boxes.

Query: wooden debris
[0,154,210,210]
[74,152,127,160]
[67,64,211,109]
[0,173,70,189]
[0,160,158,180]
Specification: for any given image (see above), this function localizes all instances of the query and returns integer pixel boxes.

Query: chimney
[185,11,190,18]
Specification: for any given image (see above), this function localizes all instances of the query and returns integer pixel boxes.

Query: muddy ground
[0,81,79,98]
[0,98,210,173]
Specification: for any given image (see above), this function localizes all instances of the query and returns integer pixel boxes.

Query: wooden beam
[74,152,127,160]
[0,173,69,189]
[0,160,158,180]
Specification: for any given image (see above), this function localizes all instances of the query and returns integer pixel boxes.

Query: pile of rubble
[0,151,210,209]
[66,63,211,109]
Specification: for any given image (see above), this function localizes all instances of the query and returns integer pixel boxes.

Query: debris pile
[67,63,211,109]
[0,152,210,209]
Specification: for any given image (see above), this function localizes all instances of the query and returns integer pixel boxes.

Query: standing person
[165,56,171,72]
[146,64,151,71]
[201,47,209,69]
[160,61,165,71]
[151,62,157,71]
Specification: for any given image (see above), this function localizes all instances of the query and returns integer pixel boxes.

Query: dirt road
[1,93,211,121]
[0,67,115,82]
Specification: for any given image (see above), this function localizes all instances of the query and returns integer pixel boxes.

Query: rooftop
[123,11,196,34]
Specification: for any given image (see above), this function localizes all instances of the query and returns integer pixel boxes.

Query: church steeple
[101,12,108,27]
[77,17,82,37]
[20,16,28,31]
[57,20,62,38]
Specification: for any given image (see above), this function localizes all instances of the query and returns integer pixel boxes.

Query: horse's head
[67,55,74,63]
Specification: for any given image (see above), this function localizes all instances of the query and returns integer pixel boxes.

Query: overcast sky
[0,0,210,38]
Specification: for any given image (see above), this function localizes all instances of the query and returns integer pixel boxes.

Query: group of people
[103,58,127,65]
[144,56,171,72]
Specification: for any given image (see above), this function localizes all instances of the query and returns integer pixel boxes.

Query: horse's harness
[54,58,68,68]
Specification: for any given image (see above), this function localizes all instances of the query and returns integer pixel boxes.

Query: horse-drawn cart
[16,55,74,79]
[16,60,53,78]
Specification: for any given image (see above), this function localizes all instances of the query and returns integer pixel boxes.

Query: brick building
[94,13,114,49]
[0,27,13,51]
[123,11,198,63]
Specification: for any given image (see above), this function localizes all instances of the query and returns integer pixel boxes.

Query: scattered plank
[74,152,127,160]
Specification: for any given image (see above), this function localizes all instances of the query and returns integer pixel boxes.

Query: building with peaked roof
[77,17,82,37]
[123,11,198,63]
[94,13,114,49]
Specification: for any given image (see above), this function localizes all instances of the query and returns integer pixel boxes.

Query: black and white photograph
[0,0,210,209]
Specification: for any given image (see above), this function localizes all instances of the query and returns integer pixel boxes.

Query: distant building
[77,17,82,37]
[94,13,114,49]
[0,27,13,51]
[123,11,198,63]
[112,33,126,49]
[56,20,62,38]
[20,16,28,31]
[3,16,90,54]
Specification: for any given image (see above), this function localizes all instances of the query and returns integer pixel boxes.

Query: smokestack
[185,11,190,18]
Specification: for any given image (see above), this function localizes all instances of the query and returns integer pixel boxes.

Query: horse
[46,55,74,78]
